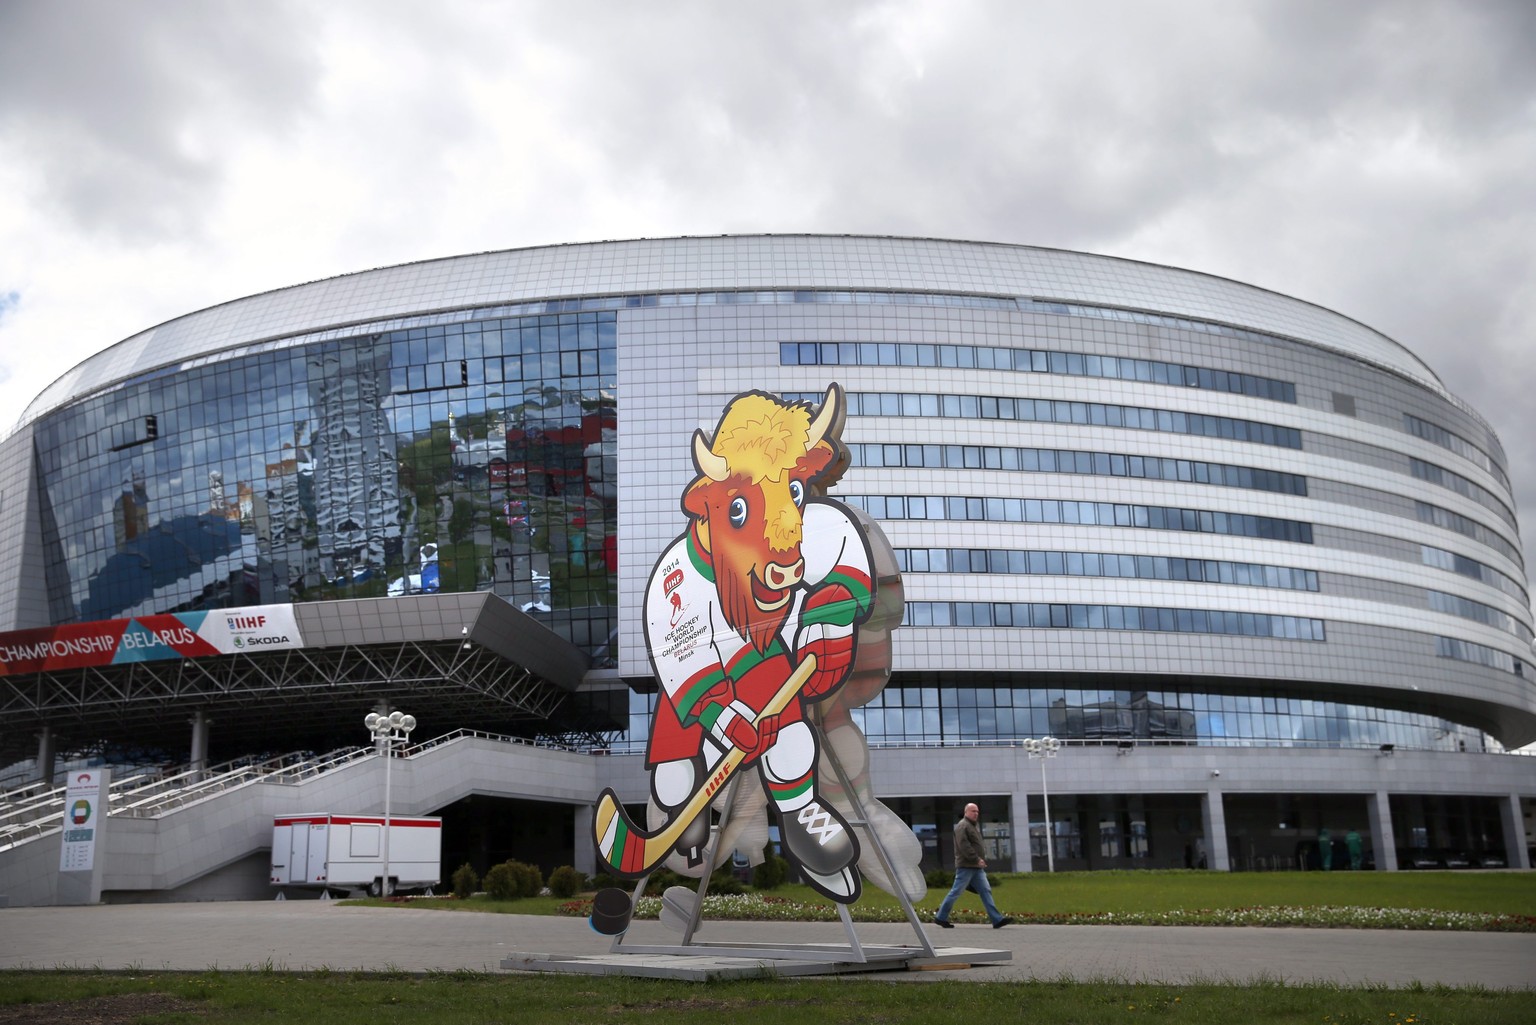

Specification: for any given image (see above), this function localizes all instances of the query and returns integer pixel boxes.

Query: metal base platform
[500,944,1010,981]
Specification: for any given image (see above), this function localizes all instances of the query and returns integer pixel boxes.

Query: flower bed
[554,894,1536,932]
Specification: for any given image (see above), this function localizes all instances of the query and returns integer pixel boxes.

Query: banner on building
[0,605,304,676]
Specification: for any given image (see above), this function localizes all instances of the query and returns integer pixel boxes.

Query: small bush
[450,862,479,900]
[925,869,954,889]
[709,865,745,895]
[548,865,584,898]
[751,843,789,890]
[482,862,519,901]
[508,860,544,898]
[644,868,689,897]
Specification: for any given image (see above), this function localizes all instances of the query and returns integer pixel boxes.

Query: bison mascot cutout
[592,384,923,910]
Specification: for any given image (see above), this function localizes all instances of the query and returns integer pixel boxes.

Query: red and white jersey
[644,501,873,762]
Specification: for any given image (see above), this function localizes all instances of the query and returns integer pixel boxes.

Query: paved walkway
[1,901,1532,989]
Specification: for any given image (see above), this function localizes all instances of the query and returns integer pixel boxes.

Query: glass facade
[33,311,619,658]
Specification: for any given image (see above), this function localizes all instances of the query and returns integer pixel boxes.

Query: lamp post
[1024,736,1061,873]
[364,710,416,897]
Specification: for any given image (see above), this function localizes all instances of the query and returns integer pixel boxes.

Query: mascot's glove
[698,679,781,762]
[795,583,859,698]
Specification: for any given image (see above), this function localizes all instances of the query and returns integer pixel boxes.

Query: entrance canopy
[0,593,609,764]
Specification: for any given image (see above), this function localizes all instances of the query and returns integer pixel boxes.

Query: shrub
[548,865,584,898]
[751,843,789,890]
[508,860,544,899]
[644,868,688,897]
[450,862,479,900]
[482,862,519,901]
[709,865,745,895]
[925,868,954,889]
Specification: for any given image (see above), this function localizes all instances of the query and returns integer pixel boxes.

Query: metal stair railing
[0,747,368,849]
[1,731,597,852]
[111,746,375,818]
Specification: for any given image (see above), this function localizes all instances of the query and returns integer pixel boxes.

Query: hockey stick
[592,653,818,876]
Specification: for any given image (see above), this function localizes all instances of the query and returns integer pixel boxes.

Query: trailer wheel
[369,877,386,898]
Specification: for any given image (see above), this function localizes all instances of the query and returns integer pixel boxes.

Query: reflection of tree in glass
[448,499,475,545]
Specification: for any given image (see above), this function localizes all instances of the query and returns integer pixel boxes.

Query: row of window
[816,390,1304,450]
[1410,457,1517,529]
[390,350,614,394]
[1416,501,1522,567]
[621,288,1017,311]
[1427,590,1531,641]
[1435,636,1525,676]
[902,600,1327,640]
[1404,413,1508,490]
[389,312,618,362]
[1420,545,1527,603]
[848,683,1486,750]
[894,547,1320,591]
[844,495,1316,544]
[386,318,618,396]
[781,341,1296,403]
[848,442,1308,496]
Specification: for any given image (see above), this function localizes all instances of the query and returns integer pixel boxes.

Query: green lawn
[1,971,1532,1024]
[942,869,1536,917]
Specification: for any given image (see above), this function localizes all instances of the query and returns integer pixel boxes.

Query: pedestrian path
[1,901,1531,989]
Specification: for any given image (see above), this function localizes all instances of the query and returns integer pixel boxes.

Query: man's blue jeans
[935,867,1004,924]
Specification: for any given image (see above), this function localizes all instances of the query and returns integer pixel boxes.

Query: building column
[1201,787,1230,872]
[1010,790,1032,872]
[1501,792,1531,870]
[35,727,56,785]
[189,710,211,780]
[1367,790,1397,871]
[573,802,595,877]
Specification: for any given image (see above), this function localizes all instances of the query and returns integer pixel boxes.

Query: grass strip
[1,970,1532,1025]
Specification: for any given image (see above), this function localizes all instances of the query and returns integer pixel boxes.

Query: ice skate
[778,797,861,901]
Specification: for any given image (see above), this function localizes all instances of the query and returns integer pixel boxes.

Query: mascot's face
[683,388,841,652]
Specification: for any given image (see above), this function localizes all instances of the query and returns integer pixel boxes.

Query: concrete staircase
[0,732,635,907]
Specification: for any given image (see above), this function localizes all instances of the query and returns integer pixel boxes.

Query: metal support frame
[607,708,937,964]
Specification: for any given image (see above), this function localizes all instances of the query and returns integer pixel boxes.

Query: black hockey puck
[589,887,633,935]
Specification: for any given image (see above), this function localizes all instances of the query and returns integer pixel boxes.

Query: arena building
[1,235,1531,903]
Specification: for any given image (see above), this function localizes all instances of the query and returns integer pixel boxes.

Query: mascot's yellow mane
[710,395,812,484]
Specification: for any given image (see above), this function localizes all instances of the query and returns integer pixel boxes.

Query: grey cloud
[0,0,322,240]
[1,0,1530,572]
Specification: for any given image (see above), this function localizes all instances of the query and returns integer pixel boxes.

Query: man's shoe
[933,918,953,929]
[992,916,1014,929]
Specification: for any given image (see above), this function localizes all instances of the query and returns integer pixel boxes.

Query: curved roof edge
[18,234,1450,432]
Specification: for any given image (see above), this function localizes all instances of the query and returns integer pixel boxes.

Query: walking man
[933,802,1013,929]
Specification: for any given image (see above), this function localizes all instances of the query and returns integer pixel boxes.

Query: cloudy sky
[1,0,1533,571]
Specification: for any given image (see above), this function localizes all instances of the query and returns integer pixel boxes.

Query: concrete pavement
[1,901,1532,989]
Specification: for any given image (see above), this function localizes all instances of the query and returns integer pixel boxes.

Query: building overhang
[0,593,610,764]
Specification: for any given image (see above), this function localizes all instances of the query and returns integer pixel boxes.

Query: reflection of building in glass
[113,469,148,548]
[1049,693,1197,741]
[307,345,401,581]
[257,423,317,601]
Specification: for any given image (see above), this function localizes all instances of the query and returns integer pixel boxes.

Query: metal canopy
[0,593,609,764]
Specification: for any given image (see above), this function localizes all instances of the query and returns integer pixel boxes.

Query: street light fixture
[1024,736,1061,873]
[364,709,416,897]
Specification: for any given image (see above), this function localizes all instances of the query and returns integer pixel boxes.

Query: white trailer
[270,814,442,896]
